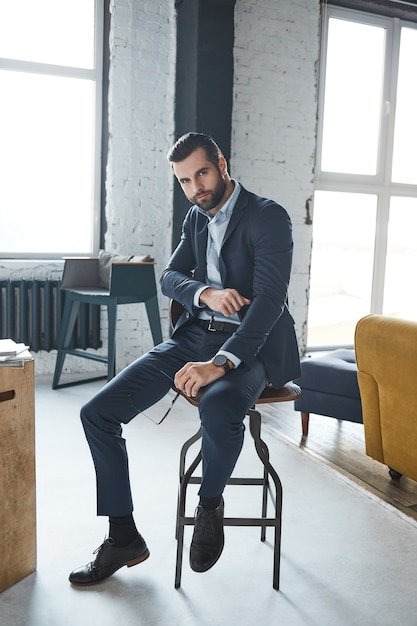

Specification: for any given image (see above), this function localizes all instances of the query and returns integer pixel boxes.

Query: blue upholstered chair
[294,349,363,437]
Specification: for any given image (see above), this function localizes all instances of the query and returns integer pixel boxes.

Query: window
[0,0,103,258]
[308,6,417,348]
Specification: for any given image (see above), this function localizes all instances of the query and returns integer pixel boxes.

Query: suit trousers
[80,320,267,517]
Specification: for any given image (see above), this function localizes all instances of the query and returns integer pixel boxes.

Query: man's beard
[192,176,227,212]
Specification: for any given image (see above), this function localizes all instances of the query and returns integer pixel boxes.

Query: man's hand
[174,360,228,398]
[199,287,251,317]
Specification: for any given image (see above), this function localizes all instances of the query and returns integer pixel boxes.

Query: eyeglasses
[142,370,180,425]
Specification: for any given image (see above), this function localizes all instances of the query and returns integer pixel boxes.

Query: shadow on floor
[261,402,417,525]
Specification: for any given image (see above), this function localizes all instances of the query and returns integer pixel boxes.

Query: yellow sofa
[355,314,417,482]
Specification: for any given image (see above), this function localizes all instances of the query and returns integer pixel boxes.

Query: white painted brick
[232,0,320,352]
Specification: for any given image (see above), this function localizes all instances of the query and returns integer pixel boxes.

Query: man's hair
[167,132,223,167]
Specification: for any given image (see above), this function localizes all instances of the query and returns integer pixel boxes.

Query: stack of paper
[0,339,32,367]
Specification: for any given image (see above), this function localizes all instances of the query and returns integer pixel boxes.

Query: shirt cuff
[216,350,241,369]
[193,286,209,308]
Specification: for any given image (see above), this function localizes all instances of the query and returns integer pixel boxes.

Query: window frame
[0,0,104,259]
[309,4,417,349]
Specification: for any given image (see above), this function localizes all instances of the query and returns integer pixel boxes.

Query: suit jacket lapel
[196,210,209,280]
[219,186,249,281]
[221,186,248,248]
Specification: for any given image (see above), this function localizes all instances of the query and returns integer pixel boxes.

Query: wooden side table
[0,359,36,592]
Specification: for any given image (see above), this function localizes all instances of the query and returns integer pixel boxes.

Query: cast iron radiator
[0,279,102,352]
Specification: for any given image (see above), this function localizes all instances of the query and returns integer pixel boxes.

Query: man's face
[172,147,227,214]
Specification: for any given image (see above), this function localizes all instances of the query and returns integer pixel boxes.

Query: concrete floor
[2,376,417,626]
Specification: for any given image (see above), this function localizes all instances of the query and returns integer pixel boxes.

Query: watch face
[213,354,228,366]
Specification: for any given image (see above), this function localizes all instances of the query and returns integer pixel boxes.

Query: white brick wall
[232,0,320,354]
[1,0,320,376]
[103,0,176,370]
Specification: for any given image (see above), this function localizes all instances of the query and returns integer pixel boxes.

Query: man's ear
[218,155,228,177]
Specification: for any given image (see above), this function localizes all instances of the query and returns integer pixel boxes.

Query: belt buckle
[207,317,217,332]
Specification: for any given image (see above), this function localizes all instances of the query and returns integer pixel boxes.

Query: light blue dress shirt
[193,181,242,369]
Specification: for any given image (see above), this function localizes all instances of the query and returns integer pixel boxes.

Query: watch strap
[221,360,232,374]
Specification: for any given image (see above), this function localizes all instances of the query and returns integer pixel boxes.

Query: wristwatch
[212,354,233,374]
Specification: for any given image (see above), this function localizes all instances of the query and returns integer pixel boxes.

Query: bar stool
[174,380,301,590]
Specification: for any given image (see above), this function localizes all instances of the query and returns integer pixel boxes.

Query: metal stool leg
[178,427,202,483]
[175,442,202,589]
[247,408,282,590]
[175,427,202,540]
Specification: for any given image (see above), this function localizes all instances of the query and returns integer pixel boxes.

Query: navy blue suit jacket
[160,184,301,388]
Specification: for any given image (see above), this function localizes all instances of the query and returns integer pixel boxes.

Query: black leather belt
[196,317,240,333]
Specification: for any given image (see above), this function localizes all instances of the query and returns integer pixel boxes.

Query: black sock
[199,495,222,511]
[108,514,139,547]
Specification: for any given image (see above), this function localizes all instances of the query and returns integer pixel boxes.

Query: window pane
[383,197,417,320]
[320,18,385,175]
[0,71,95,255]
[0,0,95,68]
[391,28,417,184]
[307,191,377,347]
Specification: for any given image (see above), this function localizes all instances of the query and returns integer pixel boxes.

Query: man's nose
[191,177,203,194]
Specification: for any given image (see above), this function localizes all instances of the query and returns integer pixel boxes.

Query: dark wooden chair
[170,301,301,590]
[52,254,162,388]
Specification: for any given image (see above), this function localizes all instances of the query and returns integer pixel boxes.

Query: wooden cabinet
[0,359,36,592]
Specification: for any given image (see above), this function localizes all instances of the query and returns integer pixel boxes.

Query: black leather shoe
[190,498,224,573]
[69,535,150,585]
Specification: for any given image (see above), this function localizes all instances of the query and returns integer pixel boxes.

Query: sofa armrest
[357,370,384,462]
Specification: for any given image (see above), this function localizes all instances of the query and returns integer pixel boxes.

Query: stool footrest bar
[185,477,266,486]
[181,516,281,527]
